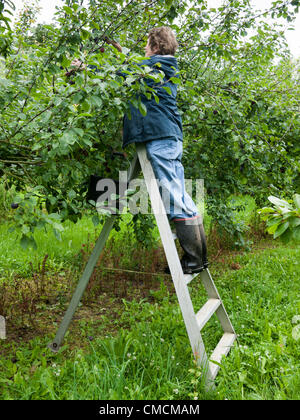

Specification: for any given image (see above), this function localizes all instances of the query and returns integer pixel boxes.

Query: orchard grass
[1,0,299,401]
[0,199,299,400]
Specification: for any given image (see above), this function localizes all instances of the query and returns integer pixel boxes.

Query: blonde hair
[148,27,178,55]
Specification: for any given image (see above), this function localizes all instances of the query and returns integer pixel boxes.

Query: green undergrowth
[0,212,160,277]
[0,194,256,278]
[0,195,299,400]
[0,242,299,400]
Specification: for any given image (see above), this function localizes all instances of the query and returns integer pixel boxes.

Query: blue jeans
[145,138,199,221]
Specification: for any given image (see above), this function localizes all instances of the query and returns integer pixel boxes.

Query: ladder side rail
[200,269,236,335]
[48,154,141,352]
[136,144,210,371]
[208,332,236,381]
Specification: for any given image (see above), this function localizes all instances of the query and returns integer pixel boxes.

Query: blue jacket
[122,55,183,148]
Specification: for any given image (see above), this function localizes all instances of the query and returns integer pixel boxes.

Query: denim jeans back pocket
[146,138,182,161]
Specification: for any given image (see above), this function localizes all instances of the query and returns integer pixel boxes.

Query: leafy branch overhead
[0,0,299,247]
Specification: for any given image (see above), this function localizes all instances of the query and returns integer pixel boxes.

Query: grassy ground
[0,197,299,400]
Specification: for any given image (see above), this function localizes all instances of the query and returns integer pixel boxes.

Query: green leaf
[81,29,90,40]
[20,235,37,250]
[63,6,73,15]
[48,64,61,74]
[292,325,300,341]
[293,227,300,241]
[170,77,180,84]
[21,225,30,235]
[162,86,172,95]
[53,228,62,241]
[68,189,76,200]
[71,127,84,137]
[92,215,100,226]
[90,96,103,108]
[273,221,289,239]
[61,131,77,146]
[267,222,279,235]
[81,100,91,112]
[266,216,281,228]
[258,207,275,214]
[280,228,293,244]
[293,194,300,211]
[292,315,300,324]
[20,235,30,249]
[42,110,52,122]
[153,93,159,104]
[48,213,61,220]
[268,196,291,210]
[289,217,300,228]
[138,102,147,117]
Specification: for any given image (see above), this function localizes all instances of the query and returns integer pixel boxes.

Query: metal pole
[48,154,140,352]
[48,216,116,352]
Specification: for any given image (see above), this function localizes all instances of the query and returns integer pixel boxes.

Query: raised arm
[102,36,123,53]
[65,37,122,77]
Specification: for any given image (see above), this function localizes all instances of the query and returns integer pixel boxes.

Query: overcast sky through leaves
[11,0,300,57]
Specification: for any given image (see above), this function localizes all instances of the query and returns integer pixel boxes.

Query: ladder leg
[48,216,116,352]
[200,268,235,335]
[48,154,141,352]
[136,143,236,388]
[136,144,210,373]
[199,269,236,383]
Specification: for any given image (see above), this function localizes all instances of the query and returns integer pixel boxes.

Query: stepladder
[48,143,236,387]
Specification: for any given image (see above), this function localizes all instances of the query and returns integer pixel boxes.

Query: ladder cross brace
[195,298,221,331]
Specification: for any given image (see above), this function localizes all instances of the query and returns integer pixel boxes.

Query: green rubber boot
[165,217,209,275]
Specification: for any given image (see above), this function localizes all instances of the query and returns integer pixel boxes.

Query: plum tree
[0,0,299,248]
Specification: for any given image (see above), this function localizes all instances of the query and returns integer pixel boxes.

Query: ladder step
[184,272,200,285]
[209,333,236,380]
[195,298,221,330]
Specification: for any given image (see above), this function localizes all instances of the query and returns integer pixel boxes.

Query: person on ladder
[117,27,209,275]
[72,27,209,274]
